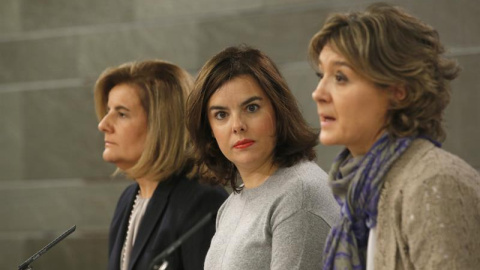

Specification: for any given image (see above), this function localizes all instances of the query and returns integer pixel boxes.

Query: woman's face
[207,75,277,172]
[312,44,391,156]
[98,83,148,170]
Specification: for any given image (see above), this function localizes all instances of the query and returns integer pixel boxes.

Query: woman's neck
[237,161,278,189]
[136,176,159,198]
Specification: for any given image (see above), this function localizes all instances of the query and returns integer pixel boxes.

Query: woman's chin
[102,154,116,164]
[319,135,338,146]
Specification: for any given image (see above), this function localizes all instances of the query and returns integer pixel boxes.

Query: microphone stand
[17,225,76,270]
[149,213,214,270]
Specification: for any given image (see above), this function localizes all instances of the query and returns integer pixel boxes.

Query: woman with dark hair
[187,45,339,269]
[95,60,228,270]
[309,3,480,269]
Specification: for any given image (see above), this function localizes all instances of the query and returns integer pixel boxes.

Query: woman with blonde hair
[310,3,480,269]
[94,60,228,270]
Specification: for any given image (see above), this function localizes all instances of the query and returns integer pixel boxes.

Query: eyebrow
[209,96,263,111]
[241,96,262,106]
[107,105,130,112]
[332,61,352,68]
[318,59,352,68]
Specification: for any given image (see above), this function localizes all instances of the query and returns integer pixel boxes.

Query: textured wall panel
[1,180,128,232]
[20,0,133,30]
[444,54,480,170]
[0,36,78,84]
[78,21,200,79]
[0,92,24,181]
[20,86,114,180]
[0,0,21,34]
[195,8,330,67]
[400,0,480,48]
[134,0,262,19]
[1,233,109,270]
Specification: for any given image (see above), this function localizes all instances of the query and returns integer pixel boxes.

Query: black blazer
[108,175,228,270]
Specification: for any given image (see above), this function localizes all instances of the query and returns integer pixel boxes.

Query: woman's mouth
[234,139,255,149]
[320,115,336,127]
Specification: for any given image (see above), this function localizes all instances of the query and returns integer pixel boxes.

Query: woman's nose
[232,114,247,134]
[98,113,112,133]
[312,78,330,103]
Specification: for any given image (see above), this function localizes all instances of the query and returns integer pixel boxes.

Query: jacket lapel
[109,184,139,270]
[128,177,178,269]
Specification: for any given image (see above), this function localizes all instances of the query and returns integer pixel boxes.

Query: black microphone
[149,212,214,270]
[18,225,77,270]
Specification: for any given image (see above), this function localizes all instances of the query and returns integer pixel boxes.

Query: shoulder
[168,175,228,214]
[404,143,480,210]
[272,160,339,226]
[167,175,229,230]
[381,138,480,233]
[385,139,480,197]
[286,160,328,181]
[173,175,229,202]
[276,160,328,190]
[295,161,340,226]
[380,139,480,267]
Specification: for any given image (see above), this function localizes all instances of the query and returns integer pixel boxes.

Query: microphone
[18,225,77,270]
[149,212,214,270]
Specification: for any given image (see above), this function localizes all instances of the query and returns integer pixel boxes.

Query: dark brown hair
[309,2,460,141]
[187,45,317,192]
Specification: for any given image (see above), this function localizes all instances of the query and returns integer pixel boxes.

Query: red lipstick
[234,139,254,149]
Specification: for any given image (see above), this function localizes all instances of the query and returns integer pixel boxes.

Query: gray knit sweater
[204,160,339,270]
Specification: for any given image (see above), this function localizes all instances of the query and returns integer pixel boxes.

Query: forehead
[107,83,142,106]
[208,75,269,105]
[318,44,348,66]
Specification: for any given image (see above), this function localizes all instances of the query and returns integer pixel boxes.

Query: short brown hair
[309,2,460,141]
[187,45,317,192]
[94,60,197,182]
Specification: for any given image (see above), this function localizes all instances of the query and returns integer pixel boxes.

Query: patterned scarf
[322,133,414,270]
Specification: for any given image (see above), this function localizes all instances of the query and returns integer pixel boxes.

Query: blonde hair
[309,3,460,141]
[94,60,196,181]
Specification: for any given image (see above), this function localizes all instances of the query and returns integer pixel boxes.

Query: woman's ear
[390,84,407,102]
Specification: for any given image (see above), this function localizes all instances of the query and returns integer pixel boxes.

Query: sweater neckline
[238,164,291,199]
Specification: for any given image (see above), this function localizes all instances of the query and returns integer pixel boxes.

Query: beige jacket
[374,139,480,270]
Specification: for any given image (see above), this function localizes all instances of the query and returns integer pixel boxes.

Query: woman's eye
[214,111,227,120]
[246,104,259,113]
[335,72,348,83]
[316,72,324,80]
[118,112,127,118]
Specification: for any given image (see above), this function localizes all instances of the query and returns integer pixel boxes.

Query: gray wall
[1,0,479,269]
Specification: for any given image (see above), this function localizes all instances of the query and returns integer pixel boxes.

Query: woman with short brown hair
[310,3,480,269]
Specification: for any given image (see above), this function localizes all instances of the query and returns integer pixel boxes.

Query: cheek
[340,101,388,135]
[131,124,148,151]
[337,94,367,122]
[129,133,146,157]
[210,123,229,148]
[258,113,276,139]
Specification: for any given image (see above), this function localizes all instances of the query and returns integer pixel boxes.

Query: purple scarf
[323,134,414,270]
